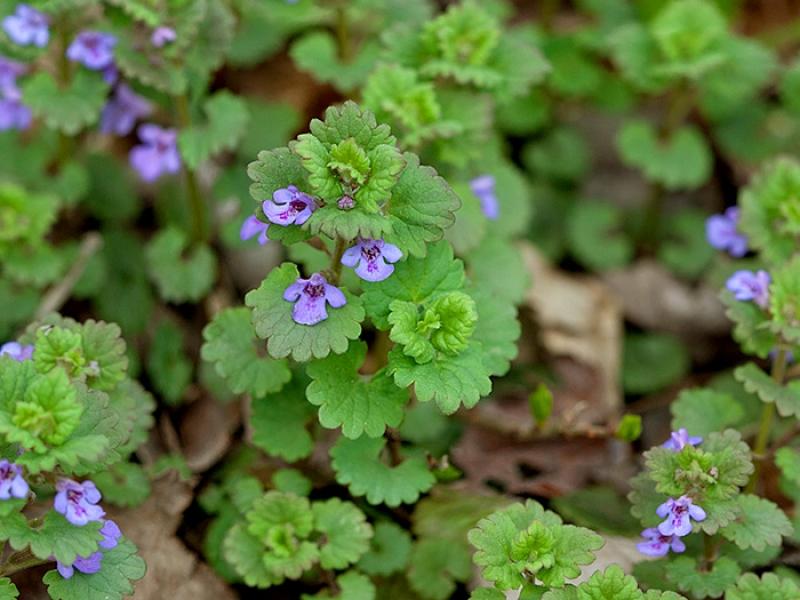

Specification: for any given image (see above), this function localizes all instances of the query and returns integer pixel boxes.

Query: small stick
[34,231,103,321]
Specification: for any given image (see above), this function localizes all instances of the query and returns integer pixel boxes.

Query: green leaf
[302,570,376,600]
[666,556,740,599]
[622,332,690,395]
[0,578,18,600]
[43,538,145,600]
[616,414,642,442]
[246,263,364,362]
[658,208,715,278]
[720,494,792,551]
[251,376,316,461]
[306,341,407,438]
[469,285,521,377]
[734,362,800,418]
[330,435,436,507]
[738,157,800,264]
[223,523,281,588]
[468,500,603,590]
[388,343,492,414]
[239,100,302,160]
[92,462,151,508]
[21,70,109,135]
[146,321,191,404]
[568,565,642,600]
[178,91,250,170]
[269,469,310,498]
[313,498,372,570]
[362,241,465,329]
[616,120,712,190]
[201,307,291,397]
[776,447,800,487]
[721,291,777,359]
[385,153,461,258]
[0,512,103,564]
[551,487,640,537]
[357,521,412,576]
[408,538,472,600]
[567,201,634,272]
[290,31,380,93]
[145,227,217,303]
[466,236,529,305]
[522,126,589,184]
[726,572,800,600]
[671,388,745,437]
[470,589,507,600]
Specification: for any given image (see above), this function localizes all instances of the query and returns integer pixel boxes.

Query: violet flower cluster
[0,56,30,131]
[2,4,49,48]
[637,431,707,557]
[706,207,748,257]
[341,238,402,282]
[726,269,771,309]
[0,459,29,500]
[284,273,346,326]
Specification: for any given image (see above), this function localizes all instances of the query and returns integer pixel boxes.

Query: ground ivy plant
[0,315,152,599]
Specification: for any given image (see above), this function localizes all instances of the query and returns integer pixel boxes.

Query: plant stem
[329,237,347,284]
[335,5,353,62]
[748,347,788,493]
[0,549,49,577]
[701,533,718,571]
[175,93,207,243]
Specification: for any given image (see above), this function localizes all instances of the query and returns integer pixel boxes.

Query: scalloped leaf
[250,376,316,461]
[330,435,436,507]
[670,388,745,438]
[408,538,472,600]
[290,30,380,93]
[223,523,282,588]
[726,572,800,600]
[301,570,376,600]
[616,120,712,190]
[306,341,407,438]
[0,578,18,600]
[734,362,800,418]
[665,556,740,599]
[566,201,633,272]
[357,521,412,576]
[144,227,217,303]
[388,343,492,414]
[21,70,109,135]
[0,512,103,564]
[386,153,461,258]
[362,240,464,329]
[246,263,364,362]
[42,538,145,600]
[178,91,249,170]
[720,494,792,552]
[312,498,372,570]
[202,307,291,397]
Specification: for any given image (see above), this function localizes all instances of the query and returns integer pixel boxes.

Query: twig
[34,232,103,321]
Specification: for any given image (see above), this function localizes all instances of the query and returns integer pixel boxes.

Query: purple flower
[636,528,686,557]
[0,460,28,500]
[656,496,706,537]
[726,269,771,309]
[56,520,121,579]
[240,215,269,245]
[263,185,316,227]
[0,341,33,361]
[2,4,49,47]
[283,272,346,326]
[337,195,354,210]
[98,519,122,549]
[0,57,30,132]
[100,84,152,136]
[54,479,105,526]
[662,428,702,451]
[129,124,181,182]
[151,26,176,48]
[470,174,499,220]
[706,207,747,258]
[67,31,116,71]
[341,238,403,282]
